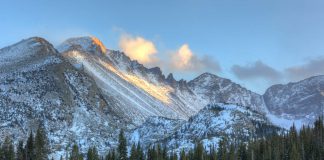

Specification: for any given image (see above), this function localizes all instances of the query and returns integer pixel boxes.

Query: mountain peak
[190,72,219,83]
[166,73,176,83]
[58,36,107,54]
[90,36,107,53]
[0,36,57,58]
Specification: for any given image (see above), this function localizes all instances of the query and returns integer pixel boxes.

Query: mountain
[0,37,121,157]
[264,75,324,124]
[188,73,267,113]
[57,36,268,126]
[0,36,322,158]
[128,103,281,153]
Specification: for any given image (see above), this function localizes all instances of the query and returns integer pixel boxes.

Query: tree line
[0,117,323,160]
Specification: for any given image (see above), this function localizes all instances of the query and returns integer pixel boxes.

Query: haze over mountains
[0,36,323,157]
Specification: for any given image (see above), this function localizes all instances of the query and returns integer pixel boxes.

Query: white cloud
[119,34,158,65]
[118,33,221,74]
[169,44,221,73]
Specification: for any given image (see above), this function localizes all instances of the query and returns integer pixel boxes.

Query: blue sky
[1,0,324,93]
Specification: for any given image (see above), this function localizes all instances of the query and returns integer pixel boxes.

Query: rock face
[57,36,268,126]
[0,37,121,157]
[263,76,324,121]
[0,36,322,157]
[188,73,267,113]
[128,103,281,153]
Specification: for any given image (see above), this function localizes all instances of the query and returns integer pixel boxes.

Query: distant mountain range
[0,37,323,158]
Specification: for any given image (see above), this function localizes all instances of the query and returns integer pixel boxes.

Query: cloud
[171,44,193,70]
[231,61,282,81]
[170,44,221,73]
[119,34,158,65]
[285,57,324,81]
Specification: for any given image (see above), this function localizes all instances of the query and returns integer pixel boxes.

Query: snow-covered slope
[57,36,268,126]
[58,37,190,126]
[264,76,324,127]
[188,73,267,113]
[0,36,322,158]
[0,37,122,158]
[128,103,281,153]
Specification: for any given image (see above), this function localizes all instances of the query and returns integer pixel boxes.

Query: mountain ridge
[0,36,323,158]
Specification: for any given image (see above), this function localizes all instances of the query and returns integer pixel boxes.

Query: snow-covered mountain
[57,36,272,126]
[0,37,121,158]
[263,76,324,126]
[128,103,281,153]
[0,36,322,157]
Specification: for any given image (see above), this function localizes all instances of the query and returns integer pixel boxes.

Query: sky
[1,0,324,94]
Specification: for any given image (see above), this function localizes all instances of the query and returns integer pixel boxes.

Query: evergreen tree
[2,136,15,160]
[87,147,99,160]
[217,137,227,160]
[156,144,162,160]
[129,143,138,160]
[34,125,49,160]
[111,149,116,160]
[289,144,300,160]
[237,143,247,160]
[70,144,83,160]
[0,145,3,160]
[161,145,167,160]
[136,142,144,160]
[118,130,127,160]
[26,131,35,160]
[193,141,203,160]
[147,146,157,160]
[228,143,235,160]
[209,145,217,160]
[16,140,25,160]
[105,149,116,160]
[180,149,187,160]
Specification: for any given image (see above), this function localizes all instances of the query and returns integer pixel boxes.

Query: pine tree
[118,130,127,160]
[156,144,162,160]
[130,143,138,160]
[228,143,235,160]
[26,131,35,160]
[105,149,116,160]
[209,145,217,160]
[217,137,227,160]
[0,145,3,160]
[161,145,167,160]
[2,136,15,160]
[171,152,177,160]
[111,149,116,160]
[70,144,83,160]
[16,140,25,160]
[35,125,49,160]
[289,144,300,160]
[238,143,247,160]
[147,146,157,160]
[180,149,187,160]
[87,147,99,160]
[194,141,203,160]
[136,142,144,160]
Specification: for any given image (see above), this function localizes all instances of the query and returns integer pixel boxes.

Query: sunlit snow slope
[58,37,270,126]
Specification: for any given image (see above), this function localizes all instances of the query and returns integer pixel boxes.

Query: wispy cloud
[231,57,324,86]
[285,56,324,81]
[231,60,282,82]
